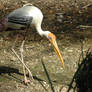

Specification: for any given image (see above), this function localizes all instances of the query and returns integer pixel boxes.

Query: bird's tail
[0,18,7,32]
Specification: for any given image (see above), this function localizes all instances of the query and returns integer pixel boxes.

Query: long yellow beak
[51,40,64,69]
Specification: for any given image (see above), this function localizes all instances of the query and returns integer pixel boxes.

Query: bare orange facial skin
[48,33,56,42]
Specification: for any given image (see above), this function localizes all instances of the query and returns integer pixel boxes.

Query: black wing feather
[8,16,33,27]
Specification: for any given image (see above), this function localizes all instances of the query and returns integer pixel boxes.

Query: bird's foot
[24,79,30,85]
[23,77,31,85]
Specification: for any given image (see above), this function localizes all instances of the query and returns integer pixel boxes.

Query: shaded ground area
[0,0,92,92]
[75,51,92,92]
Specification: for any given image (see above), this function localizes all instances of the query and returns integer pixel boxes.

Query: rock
[61,86,68,92]
[56,13,64,23]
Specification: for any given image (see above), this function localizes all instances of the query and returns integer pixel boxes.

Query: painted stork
[0,4,64,84]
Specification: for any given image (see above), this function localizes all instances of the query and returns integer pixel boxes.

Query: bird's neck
[35,24,50,38]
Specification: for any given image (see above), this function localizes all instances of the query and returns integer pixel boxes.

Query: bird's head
[47,32,64,69]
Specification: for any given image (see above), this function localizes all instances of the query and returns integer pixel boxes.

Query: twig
[77,25,92,29]
[82,3,92,9]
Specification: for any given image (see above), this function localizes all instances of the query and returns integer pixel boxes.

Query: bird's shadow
[0,66,23,82]
[0,66,19,74]
[0,63,54,92]
[0,66,44,82]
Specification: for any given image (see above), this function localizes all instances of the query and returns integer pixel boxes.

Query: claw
[24,79,30,84]
[23,77,31,85]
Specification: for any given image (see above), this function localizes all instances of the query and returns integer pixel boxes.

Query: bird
[0,4,64,84]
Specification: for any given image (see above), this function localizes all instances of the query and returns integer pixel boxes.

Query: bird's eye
[48,36,52,40]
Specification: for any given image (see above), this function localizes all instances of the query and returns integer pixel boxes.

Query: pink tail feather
[0,18,8,32]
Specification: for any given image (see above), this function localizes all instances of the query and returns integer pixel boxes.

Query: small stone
[10,56,17,61]
[61,86,68,92]
[70,88,74,92]
[67,49,73,52]
[0,60,4,63]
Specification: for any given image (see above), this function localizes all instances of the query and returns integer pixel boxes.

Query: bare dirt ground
[0,0,92,92]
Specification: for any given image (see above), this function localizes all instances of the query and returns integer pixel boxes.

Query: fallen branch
[77,25,92,29]
[82,3,92,9]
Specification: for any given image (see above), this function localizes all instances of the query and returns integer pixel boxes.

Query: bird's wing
[7,6,34,27]
[8,16,33,27]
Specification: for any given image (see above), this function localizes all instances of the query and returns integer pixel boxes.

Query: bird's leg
[22,28,34,78]
[20,40,26,82]
[11,34,19,49]
[20,40,31,84]
[11,37,33,82]
[11,41,33,78]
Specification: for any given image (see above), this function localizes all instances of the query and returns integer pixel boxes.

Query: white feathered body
[7,5,43,29]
